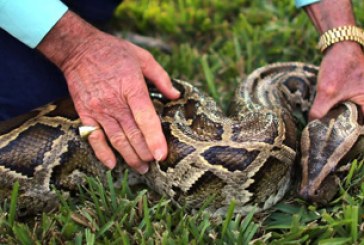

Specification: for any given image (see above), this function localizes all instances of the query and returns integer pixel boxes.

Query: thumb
[126,41,180,100]
[309,95,337,121]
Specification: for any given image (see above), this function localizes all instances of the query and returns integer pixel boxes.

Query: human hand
[37,12,180,173]
[66,35,180,173]
[309,42,364,120]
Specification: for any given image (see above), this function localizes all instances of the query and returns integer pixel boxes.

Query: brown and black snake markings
[1,62,363,217]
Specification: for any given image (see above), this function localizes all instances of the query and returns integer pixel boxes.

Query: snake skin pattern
[1,62,363,217]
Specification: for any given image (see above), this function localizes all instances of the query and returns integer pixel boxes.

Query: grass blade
[8,181,19,226]
[221,199,236,237]
[201,54,218,100]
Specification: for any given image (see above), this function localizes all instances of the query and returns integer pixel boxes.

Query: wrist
[36,11,100,70]
[324,41,363,57]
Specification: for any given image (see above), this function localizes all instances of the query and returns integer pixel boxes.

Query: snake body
[1,62,363,217]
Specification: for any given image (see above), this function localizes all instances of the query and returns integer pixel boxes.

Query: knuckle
[95,151,112,164]
[317,83,337,97]
[126,127,144,142]
[128,84,148,98]
[134,110,159,126]
[89,97,102,109]
[89,94,126,115]
[123,126,154,161]
[88,98,107,114]
[88,131,103,142]
[121,152,141,168]
[103,93,121,107]
[143,51,154,63]
[325,86,336,97]
[124,89,147,107]
[140,51,155,70]
[109,133,127,149]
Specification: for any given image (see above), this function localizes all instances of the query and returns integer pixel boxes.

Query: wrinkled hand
[61,34,180,173]
[309,42,364,120]
[37,11,180,174]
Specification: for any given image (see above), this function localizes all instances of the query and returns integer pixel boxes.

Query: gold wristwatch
[318,25,364,52]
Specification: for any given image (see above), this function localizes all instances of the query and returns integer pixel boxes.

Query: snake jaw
[299,102,364,204]
[299,174,340,205]
[299,176,336,206]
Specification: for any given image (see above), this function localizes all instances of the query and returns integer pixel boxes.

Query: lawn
[1,0,364,244]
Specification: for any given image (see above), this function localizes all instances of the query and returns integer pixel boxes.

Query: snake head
[299,102,364,204]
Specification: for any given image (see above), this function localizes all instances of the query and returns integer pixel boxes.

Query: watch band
[318,25,364,52]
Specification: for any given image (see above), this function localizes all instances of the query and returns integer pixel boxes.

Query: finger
[143,60,181,100]
[99,116,149,174]
[309,96,337,121]
[128,42,180,99]
[80,116,116,169]
[114,108,154,162]
[128,93,168,162]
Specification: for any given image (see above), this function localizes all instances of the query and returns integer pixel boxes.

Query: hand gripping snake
[0,62,363,217]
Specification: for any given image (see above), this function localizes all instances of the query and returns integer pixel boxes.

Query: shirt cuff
[0,0,68,48]
[295,0,320,8]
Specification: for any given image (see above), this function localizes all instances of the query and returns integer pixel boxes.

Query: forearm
[37,11,100,70]
[304,0,356,33]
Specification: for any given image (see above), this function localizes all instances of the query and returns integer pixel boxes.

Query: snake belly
[1,62,363,217]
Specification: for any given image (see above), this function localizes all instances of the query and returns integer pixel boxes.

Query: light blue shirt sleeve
[295,0,320,8]
[0,0,68,48]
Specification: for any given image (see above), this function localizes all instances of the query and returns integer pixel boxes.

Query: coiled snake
[1,62,363,217]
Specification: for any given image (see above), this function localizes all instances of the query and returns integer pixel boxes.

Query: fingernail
[137,164,149,174]
[106,160,115,169]
[172,87,181,96]
[153,149,164,161]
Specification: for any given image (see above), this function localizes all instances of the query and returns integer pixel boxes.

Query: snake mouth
[299,174,340,205]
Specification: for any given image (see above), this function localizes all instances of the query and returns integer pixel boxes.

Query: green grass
[2,0,364,243]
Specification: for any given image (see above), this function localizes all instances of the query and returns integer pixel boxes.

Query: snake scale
[1,62,363,217]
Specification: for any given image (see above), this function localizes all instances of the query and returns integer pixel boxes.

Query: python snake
[1,62,363,217]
